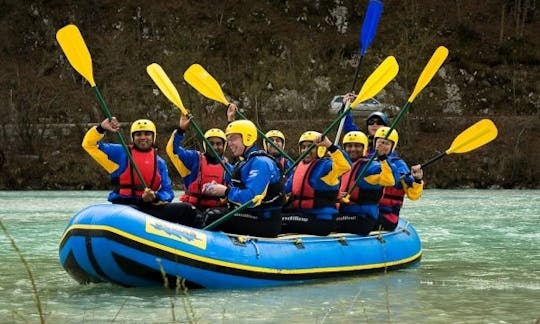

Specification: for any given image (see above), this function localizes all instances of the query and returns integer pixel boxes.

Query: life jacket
[379,186,405,224]
[290,159,338,209]
[181,153,226,208]
[273,156,289,184]
[340,158,383,204]
[113,147,161,197]
[232,150,284,209]
[276,156,287,170]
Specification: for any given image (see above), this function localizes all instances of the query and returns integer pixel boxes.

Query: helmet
[366,111,389,127]
[342,131,368,156]
[203,128,226,153]
[225,120,257,147]
[130,119,156,143]
[298,131,321,144]
[298,131,326,158]
[263,129,286,151]
[374,127,399,151]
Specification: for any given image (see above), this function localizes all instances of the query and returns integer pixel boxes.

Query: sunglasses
[367,119,385,126]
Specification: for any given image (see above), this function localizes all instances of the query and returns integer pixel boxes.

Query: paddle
[56,24,147,187]
[183,64,294,163]
[285,55,399,175]
[342,46,449,202]
[146,63,232,177]
[203,194,264,230]
[334,0,383,145]
[418,119,498,169]
[392,46,449,127]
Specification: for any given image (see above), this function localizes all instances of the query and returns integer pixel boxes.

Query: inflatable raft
[59,203,422,289]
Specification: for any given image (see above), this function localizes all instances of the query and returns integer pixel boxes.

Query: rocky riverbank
[1,114,538,190]
[1,1,538,189]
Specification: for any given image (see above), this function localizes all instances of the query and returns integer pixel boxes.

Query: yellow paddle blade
[447,119,498,154]
[351,56,399,108]
[408,46,449,103]
[184,64,229,106]
[56,24,96,87]
[146,63,189,116]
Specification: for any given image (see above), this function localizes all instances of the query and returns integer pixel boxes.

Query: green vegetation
[0,1,538,189]
[0,220,45,323]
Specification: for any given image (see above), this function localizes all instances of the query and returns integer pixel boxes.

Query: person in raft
[336,130,398,235]
[226,103,291,175]
[373,126,424,231]
[281,131,351,236]
[166,114,233,216]
[200,119,285,237]
[263,129,293,172]
[82,117,198,225]
[340,92,390,154]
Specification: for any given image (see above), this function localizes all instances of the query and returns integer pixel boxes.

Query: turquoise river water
[0,190,538,323]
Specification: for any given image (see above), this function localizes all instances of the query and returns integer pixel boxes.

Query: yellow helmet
[374,126,399,151]
[263,129,286,151]
[130,119,156,143]
[298,131,320,144]
[342,131,368,156]
[225,120,257,147]
[299,131,326,158]
[203,128,226,153]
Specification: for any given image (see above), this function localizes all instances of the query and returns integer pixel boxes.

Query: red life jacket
[277,156,287,169]
[181,154,226,208]
[379,186,405,224]
[117,148,161,197]
[290,159,337,209]
[340,158,383,204]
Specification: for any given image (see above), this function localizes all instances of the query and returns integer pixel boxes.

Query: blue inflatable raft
[59,203,422,289]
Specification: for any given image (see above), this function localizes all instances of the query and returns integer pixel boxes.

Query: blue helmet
[366,111,389,127]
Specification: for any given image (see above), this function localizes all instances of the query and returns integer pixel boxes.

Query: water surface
[0,190,538,323]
